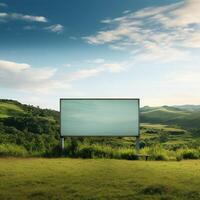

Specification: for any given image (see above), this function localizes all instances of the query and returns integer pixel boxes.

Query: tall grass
[176,148,200,160]
[0,142,199,161]
[0,144,28,157]
[31,142,200,161]
[139,144,174,161]
[64,143,173,160]
[75,144,138,160]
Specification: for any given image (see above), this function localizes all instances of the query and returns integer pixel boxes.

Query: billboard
[60,98,139,136]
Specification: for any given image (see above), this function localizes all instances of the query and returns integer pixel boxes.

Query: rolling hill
[173,105,200,112]
[1,99,199,130]
[140,105,200,129]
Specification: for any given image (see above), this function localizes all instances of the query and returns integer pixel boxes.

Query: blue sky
[0,0,200,109]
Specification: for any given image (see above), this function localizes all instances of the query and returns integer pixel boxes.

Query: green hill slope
[0,99,60,153]
[141,105,200,129]
[173,105,200,112]
[0,101,24,118]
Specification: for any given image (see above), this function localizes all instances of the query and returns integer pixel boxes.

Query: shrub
[0,144,28,157]
[140,145,169,161]
[75,144,138,160]
[117,148,138,160]
[77,145,94,158]
[176,154,183,161]
[176,148,199,160]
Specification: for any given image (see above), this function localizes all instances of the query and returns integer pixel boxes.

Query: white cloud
[0,12,47,22]
[83,0,200,63]
[12,13,47,22]
[45,24,64,33]
[65,61,125,81]
[66,67,104,81]
[0,60,69,93]
[0,6,65,33]
[0,10,65,34]
[135,44,190,63]
[0,59,125,94]
[123,10,131,14]
[0,12,7,17]
[165,0,200,27]
[0,3,7,7]
[0,60,29,72]
[133,3,181,19]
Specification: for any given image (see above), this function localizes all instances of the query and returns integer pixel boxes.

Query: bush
[75,144,138,160]
[0,144,28,157]
[176,148,200,160]
[117,148,138,160]
[140,145,169,161]
[77,145,94,158]
[77,144,114,159]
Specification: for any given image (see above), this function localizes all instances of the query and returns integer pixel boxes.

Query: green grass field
[0,158,200,200]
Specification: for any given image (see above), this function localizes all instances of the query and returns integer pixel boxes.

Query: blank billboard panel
[60,99,139,136]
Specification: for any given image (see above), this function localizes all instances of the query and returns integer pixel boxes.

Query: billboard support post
[61,137,65,150]
[135,136,140,152]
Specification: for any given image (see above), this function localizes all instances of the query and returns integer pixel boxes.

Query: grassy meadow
[0,158,200,200]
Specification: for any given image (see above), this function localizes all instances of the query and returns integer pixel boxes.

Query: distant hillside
[141,105,200,129]
[173,105,200,112]
[1,100,200,130]
[0,99,59,120]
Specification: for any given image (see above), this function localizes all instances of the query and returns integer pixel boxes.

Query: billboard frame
[60,98,140,138]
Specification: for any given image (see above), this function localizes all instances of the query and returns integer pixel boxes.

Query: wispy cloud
[66,61,125,81]
[0,60,68,93]
[0,59,124,93]
[83,0,200,63]
[0,12,47,22]
[66,67,104,81]
[0,2,7,7]
[0,5,64,34]
[44,24,64,33]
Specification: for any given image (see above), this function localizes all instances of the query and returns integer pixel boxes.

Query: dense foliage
[0,99,59,154]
